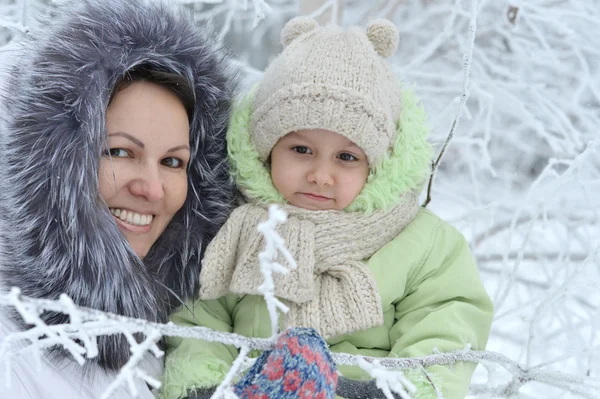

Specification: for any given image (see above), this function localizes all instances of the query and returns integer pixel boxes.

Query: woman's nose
[129,165,164,202]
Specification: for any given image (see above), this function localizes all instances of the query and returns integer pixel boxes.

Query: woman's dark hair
[109,65,195,122]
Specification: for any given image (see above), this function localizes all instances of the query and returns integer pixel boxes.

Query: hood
[0,0,235,369]
[227,87,432,213]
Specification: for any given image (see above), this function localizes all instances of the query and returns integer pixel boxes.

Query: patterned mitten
[234,327,338,399]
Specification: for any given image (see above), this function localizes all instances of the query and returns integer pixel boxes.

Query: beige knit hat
[250,17,402,166]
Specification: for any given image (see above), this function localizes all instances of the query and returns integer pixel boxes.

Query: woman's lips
[113,215,153,233]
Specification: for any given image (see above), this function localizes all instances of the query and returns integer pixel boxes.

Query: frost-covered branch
[2,258,599,398]
[256,205,297,338]
[423,0,478,207]
[357,358,417,399]
[0,289,274,352]
[210,346,251,399]
[100,330,164,399]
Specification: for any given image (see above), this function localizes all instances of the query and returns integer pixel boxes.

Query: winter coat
[160,85,493,399]
[0,310,163,399]
[0,0,235,397]
[162,209,494,399]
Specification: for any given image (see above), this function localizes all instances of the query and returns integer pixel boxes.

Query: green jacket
[161,208,494,399]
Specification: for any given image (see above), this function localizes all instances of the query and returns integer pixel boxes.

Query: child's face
[270,129,369,210]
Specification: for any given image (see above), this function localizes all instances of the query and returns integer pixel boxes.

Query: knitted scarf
[199,192,420,338]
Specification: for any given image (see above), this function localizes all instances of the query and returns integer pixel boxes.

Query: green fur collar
[226,87,432,213]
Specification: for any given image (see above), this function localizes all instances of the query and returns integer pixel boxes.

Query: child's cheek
[342,173,367,200]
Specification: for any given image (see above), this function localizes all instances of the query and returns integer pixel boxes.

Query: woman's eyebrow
[167,145,191,153]
[108,132,144,148]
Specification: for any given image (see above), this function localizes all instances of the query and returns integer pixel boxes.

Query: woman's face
[100,81,190,258]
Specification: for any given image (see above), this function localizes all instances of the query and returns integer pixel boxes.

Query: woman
[0,0,235,397]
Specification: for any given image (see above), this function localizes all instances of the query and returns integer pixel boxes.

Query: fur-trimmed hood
[0,0,235,370]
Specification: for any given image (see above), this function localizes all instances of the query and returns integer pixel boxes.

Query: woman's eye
[338,152,358,162]
[161,157,184,169]
[292,146,311,154]
[103,148,129,158]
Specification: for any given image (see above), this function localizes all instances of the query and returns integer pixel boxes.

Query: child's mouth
[302,193,332,202]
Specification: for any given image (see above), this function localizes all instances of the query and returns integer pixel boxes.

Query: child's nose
[307,161,334,186]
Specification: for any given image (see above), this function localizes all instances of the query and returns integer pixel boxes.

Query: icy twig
[424,0,478,207]
[358,358,417,399]
[210,346,251,399]
[0,18,28,33]
[251,0,272,27]
[1,289,598,397]
[334,348,600,398]
[256,204,297,338]
[0,288,274,352]
[100,330,163,399]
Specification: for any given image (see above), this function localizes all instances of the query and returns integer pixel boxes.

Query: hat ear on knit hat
[281,16,320,48]
[366,19,399,58]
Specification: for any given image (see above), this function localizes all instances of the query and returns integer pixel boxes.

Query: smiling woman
[101,73,192,258]
[0,0,236,398]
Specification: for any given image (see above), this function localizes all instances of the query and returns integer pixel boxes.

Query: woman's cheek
[168,172,188,214]
[98,159,124,200]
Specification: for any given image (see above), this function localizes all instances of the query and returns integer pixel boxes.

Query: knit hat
[250,17,402,166]
[227,20,432,213]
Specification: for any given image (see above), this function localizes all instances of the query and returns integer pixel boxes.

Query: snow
[1,0,599,398]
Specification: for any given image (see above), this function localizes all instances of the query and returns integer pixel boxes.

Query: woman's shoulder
[0,308,73,398]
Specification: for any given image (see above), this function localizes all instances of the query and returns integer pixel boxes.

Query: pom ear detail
[281,16,319,48]
[366,19,399,58]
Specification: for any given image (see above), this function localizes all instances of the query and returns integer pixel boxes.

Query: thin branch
[423,0,479,207]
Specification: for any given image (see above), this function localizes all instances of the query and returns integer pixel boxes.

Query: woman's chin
[120,233,152,259]
[132,245,149,259]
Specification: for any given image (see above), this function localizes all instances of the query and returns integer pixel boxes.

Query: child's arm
[387,219,494,399]
[161,295,239,399]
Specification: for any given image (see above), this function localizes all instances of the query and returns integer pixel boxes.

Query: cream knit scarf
[199,192,420,338]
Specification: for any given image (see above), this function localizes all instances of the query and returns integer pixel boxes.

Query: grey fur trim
[0,0,236,370]
[336,376,396,399]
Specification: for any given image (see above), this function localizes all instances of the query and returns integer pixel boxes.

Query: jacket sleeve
[161,295,239,399]
[388,219,494,399]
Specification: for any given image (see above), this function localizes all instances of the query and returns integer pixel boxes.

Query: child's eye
[103,148,130,158]
[338,152,359,162]
[292,146,312,155]
[161,157,185,169]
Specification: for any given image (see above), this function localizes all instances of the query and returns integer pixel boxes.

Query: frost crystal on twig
[358,358,417,399]
[256,204,297,338]
[100,330,164,399]
[1,287,599,397]
[210,346,251,399]
[423,0,478,207]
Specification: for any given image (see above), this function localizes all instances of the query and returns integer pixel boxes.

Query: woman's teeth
[110,208,153,226]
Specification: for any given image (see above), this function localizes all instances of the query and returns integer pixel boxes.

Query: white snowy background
[0,0,599,398]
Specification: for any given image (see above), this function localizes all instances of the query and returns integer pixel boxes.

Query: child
[161,17,494,399]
